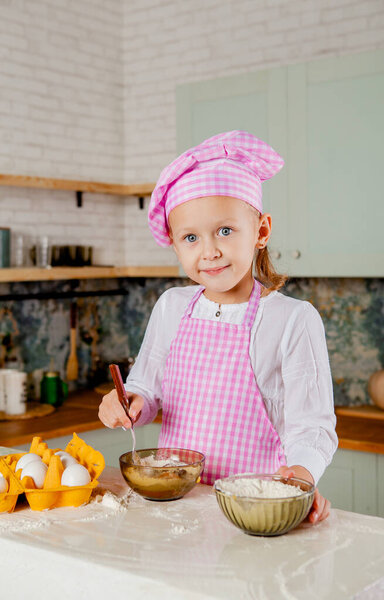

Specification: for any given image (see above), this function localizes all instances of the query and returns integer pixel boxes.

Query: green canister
[0,227,10,267]
[40,371,68,407]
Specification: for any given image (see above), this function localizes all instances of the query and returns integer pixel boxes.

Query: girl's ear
[256,213,272,249]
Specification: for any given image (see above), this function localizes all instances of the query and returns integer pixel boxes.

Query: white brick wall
[0,187,136,267]
[0,0,383,267]
[0,0,124,182]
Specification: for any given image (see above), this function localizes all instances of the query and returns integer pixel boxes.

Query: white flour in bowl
[217,478,305,498]
[139,455,188,468]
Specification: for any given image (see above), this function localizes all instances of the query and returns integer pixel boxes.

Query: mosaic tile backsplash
[0,277,382,406]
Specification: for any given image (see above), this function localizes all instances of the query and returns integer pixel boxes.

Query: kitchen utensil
[119,447,205,501]
[0,227,10,267]
[75,245,92,266]
[14,234,25,267]
[66,302,78,381]
[214,473,315,536]
[109,363,138,461]
[40,371,68,407]
[4,371,27,416]
[0,369,14,412]
[51,245,93,266]
[29,236,51,268]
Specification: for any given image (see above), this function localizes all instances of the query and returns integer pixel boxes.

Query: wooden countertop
[335,405,384,454]
[1,392,383,453]
[0,390,104,447]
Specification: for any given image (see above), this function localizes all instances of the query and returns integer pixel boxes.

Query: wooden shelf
[0,266,180,282]
[0,174,156,197]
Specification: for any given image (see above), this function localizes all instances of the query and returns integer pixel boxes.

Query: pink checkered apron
[159,280,286,484]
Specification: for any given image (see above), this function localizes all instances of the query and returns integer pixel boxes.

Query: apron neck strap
[242,279,262,328]
[185,286,205,318]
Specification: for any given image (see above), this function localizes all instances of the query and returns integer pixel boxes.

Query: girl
[99,131,337,524]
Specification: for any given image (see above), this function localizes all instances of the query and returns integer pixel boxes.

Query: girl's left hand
[275,465,331,524]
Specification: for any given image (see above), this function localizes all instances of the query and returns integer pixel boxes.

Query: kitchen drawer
[319,449,383,517]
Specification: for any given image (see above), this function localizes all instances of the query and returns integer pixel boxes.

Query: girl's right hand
[98,389,144,429]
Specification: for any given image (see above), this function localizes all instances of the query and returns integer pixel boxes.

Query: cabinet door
[176,49,384,277]
[176,68,288,260]
[286,49,384,276]
[319,449,378,516]
[378,454,384,518]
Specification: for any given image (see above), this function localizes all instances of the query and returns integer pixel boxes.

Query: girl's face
[169,196,271,304]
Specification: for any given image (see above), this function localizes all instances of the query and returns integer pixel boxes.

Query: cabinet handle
[271,250,281,259]
[291,250,301,259]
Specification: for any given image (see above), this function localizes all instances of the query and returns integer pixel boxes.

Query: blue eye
[218,227,232,237]
[185,234,197,243]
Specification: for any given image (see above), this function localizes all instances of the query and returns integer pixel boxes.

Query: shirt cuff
[285,444,327,486]
[123,384,158,426]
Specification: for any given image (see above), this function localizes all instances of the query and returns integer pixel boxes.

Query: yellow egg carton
[4,433,105,511]
[0,458,25,513]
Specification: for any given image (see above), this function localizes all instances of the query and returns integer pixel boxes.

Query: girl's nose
[201,238,221,260]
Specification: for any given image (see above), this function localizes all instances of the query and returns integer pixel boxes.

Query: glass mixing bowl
[119,448,205,501]
[214,473,315,536]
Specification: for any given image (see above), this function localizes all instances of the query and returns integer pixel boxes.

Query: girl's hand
[275,465,331,524]
[98,389,144,429]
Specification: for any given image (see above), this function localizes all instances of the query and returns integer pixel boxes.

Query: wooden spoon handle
[109,364,133,425]
[70,302,77,328]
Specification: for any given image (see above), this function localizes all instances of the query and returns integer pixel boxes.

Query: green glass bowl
[119,448,205,501]
[214,473,315,536]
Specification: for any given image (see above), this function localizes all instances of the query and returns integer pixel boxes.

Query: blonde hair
[254,247,288,292]
[250,206,288,292]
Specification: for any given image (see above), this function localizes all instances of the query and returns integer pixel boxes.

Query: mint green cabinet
[378,454,384,518]
[176,68,288,261]
[176,49,384,277]
[319,449,384,518]
[286,50,384,277]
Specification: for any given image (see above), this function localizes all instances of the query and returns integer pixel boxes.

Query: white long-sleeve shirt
[125,285,338,484]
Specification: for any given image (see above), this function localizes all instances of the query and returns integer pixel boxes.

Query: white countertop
[0,458,384,600]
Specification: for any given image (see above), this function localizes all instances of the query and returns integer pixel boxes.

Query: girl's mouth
[201,266,229,276]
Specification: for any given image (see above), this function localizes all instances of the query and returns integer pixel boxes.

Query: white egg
[21,460,48,488]
[0,473,8,493]
[55,451,78,468]
[61,464,91,487]
[16,453,42,472]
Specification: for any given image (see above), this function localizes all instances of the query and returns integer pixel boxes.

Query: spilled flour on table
[0,485,201,535]
[0,516,50,534]
[90,488,134,511]
[148,505,200,537]
[170,521,199,536]
[0,487,138,533]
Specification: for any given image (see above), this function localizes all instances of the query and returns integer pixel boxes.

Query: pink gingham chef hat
[148,130,284,247]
